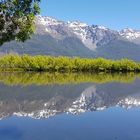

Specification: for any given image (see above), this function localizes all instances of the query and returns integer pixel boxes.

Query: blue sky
[40,0,140,30]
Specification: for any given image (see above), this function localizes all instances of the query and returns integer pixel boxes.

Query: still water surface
[0,72,140,140]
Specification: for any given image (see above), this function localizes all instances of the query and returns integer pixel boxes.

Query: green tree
[0,0,41,45]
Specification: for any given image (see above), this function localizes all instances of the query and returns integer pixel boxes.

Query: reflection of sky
[1,108,140,140]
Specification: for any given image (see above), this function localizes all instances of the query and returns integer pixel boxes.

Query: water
[0,72,140,140]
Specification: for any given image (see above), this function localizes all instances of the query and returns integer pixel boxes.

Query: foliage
[0,54,140,72]
[0,0,40,45]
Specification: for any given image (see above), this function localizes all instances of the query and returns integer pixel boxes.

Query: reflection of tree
[0,72,138,86]
[0,77,140,120]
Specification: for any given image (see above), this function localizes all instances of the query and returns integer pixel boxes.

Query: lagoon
[0,72,140,140]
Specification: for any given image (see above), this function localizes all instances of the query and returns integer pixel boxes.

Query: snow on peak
[68,21,88,28]
[36,15,63,26]
[92,25,108,30]
[122,28,134,32]
[119,28,140,40]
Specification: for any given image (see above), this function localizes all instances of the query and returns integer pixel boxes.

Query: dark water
[0,72,140,140]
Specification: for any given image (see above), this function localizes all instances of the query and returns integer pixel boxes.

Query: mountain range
[1,15,140,61]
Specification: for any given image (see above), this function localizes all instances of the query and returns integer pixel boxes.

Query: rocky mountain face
[1,16,140,61]
[0,79,140,120]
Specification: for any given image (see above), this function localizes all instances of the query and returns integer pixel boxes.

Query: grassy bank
[0,54,140,72]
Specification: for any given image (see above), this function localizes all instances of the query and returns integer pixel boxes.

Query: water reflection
[0,72,139,85]
[0,72,140,120]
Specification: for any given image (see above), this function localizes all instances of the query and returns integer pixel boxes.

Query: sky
[40,0,140,30]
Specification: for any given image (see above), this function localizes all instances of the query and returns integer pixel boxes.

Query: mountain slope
[1,16,140,61]
[1,35,94,57]
[97,39,140,61]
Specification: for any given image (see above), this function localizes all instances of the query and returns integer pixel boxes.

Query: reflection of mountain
[0,78,140,120]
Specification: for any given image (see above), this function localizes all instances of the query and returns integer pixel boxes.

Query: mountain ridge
[1,15,140,61]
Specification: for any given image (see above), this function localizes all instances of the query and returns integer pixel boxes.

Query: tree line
[0,54,140,72]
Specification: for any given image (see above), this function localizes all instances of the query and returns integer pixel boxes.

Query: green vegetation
[0,72,139,86]
[0,0,40,45]
[0,54,140,72]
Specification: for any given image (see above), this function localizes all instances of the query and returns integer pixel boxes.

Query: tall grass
[0,54,140,72]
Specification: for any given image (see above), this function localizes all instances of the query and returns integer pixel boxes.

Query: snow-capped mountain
[36,16,140,49]
[119,28,140,44]
[36,15,120,51]
[1,15,140,61]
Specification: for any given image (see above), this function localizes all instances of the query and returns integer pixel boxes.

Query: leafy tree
[0,0,41,45]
